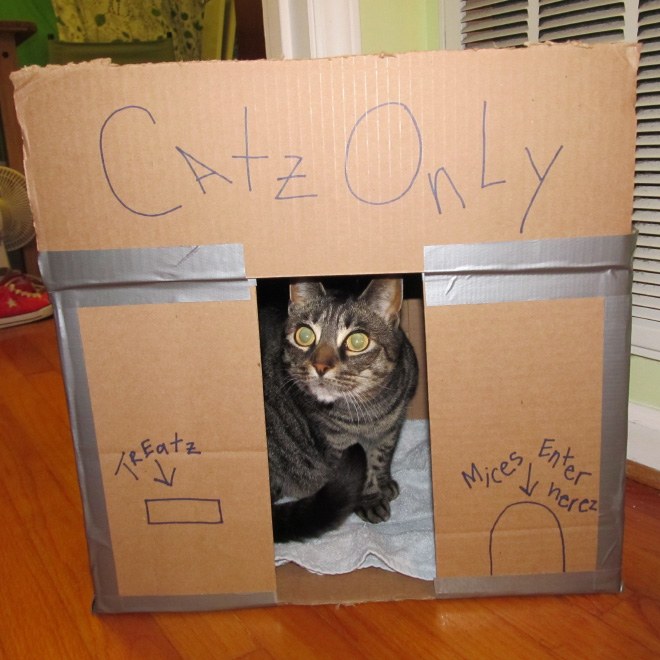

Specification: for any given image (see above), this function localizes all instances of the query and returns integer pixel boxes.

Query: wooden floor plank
[235,605,369,659]
[1,319,659,659]
[484,592,657,659]
[154,611,261,659]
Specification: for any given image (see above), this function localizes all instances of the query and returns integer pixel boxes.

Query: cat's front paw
[355,479,399,523]
[381,478,399,502]
[355,495,392,523]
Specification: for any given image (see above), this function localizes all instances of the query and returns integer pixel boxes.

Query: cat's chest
[311,410,395,450]
[322,429,362,451]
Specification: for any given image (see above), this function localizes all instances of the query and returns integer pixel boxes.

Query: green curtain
[49,0,206,61]
[0,0,57,66]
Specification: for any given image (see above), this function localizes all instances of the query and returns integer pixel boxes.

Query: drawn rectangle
[145,498,223,525]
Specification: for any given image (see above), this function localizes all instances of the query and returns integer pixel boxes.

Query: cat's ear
[360,278,403,326]
[289,280,326,307]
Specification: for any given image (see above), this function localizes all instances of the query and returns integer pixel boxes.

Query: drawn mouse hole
[489,502,566,576]
[255,274,436,584]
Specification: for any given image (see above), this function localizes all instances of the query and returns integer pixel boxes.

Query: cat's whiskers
[356,397,376,425]
[345,389,376,425]
[350,371,398,391]
[354,389,390,421]
[352,389,374,423]
[280,374,306,399]
[341,390,362,425]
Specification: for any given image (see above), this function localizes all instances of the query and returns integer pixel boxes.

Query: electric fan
[0,165,53,329]
[0,166,34,268]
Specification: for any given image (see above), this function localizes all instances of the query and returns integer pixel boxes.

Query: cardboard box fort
[13,43,639,612]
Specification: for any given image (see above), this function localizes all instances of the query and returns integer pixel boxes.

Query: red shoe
[0,270,53,329]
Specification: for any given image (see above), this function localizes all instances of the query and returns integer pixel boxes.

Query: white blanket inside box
[13,42,639,612]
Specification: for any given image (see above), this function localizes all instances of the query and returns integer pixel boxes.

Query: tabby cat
[259,278,418,543]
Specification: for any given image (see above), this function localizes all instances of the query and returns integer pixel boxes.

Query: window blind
[462,1,529,47]
[633,0,660,354]
[539,0,626,42]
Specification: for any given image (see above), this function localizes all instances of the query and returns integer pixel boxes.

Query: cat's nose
[311,344,336,376]
[313,361,333,376]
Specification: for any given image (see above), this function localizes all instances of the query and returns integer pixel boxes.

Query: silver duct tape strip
[93,591,278,614]
[54,279,254,308]
[424,234,634,275]
[423,234,635,306]
[435,568,622,598]
[424,270,631,306]
[597,295,632,574]
[51,298,119,600]
[40,243,247,292]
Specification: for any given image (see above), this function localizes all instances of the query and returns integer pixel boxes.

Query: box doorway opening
[255,274,435,587]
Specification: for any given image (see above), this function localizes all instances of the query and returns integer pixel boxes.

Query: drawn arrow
[519,462,539,497]
[153,460,176,487]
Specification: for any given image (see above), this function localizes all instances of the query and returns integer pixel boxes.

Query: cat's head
[283,278,404,405]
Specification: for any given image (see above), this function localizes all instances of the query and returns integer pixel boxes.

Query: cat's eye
[346,332,369,352]
[294,325,316,347]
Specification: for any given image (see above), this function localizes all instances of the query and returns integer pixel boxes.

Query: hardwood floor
[1,318,659,659]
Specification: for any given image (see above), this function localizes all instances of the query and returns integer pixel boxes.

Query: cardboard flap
[426,298,605,579]
[13,44,638,277]
[77,294,276,598]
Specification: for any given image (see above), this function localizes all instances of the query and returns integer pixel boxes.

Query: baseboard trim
[627,402,660,472]
[626,460,660,490]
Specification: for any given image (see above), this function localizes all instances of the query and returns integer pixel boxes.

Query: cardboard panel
[276,564,435,606]
[400,298,429,420]
[13,45,637,277]
[77,297,276,597]
[426,298,604,578]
